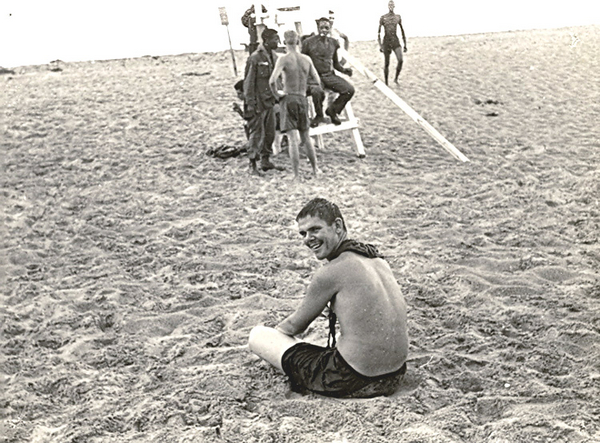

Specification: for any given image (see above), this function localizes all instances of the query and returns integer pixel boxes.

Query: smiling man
[301,17,354,126]
[248,198,409,398]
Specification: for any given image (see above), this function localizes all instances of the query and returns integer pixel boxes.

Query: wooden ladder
[307,92,365,158]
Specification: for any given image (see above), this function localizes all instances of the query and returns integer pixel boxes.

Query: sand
[1,25,599,443]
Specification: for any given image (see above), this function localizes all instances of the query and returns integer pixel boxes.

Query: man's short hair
[261,28,279,42]
[296,198,347,231]
[283,30,298,45]
[315,17,331,26]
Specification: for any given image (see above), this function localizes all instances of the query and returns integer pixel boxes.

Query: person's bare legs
[248,325,299,372]
[287,129,301,180]
[300,130,318,177]
[393,47,404,84]
[383,50,391,85]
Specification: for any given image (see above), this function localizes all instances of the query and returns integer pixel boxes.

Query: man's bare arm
[276,268,338,336]
[332,46,352,76]
[334,29,350,50]
[269,57,285,97]
[399,17,407,50]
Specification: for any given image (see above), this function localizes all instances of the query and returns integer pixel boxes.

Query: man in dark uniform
[301,17,354,126]
[243,28,284,175]
[378,1,408,85]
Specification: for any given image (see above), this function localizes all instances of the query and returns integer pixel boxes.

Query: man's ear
[334,218,343,233]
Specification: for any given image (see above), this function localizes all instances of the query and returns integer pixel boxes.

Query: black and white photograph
[1,1,599,442]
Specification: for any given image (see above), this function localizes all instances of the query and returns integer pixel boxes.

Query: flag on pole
[218,7,237,76]
[218,7,229,26]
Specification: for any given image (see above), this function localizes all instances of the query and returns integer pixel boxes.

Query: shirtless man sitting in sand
[249,198,409,397]
[269,30,319,181]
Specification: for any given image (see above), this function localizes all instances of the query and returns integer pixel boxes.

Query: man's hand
[275,325,289,335]
[404,46,408,53]
[232,102,243,114]
[344,67,353,77]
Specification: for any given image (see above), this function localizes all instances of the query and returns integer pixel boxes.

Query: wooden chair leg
[343,102,365,157]
[308,95,325,150]
[272,131,284,156]
[351,128,366,158]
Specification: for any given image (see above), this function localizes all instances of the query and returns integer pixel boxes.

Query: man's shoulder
[247,50,263,63]
[382,12,400,21]
[318,254,377,286]
[279,51,302,63]
[299,52,313,62]
[302,34,319,46]
[328,251,369,269]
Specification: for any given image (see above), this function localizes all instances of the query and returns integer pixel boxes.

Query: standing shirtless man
[378,1,408,85]
[269,30,319,181]
[249,198,409,397]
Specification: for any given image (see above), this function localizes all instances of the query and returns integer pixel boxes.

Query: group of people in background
[235,1,407,180]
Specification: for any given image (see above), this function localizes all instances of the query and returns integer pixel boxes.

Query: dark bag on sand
[205,144,246,159]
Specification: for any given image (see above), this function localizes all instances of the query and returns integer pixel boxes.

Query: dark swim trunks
[279,94,309,132]
[281,342,407,398]
[382,34,401,54]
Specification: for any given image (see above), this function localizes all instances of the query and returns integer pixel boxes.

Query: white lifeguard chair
[252,2,366,158]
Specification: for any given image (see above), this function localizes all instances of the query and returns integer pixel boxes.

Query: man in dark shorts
[269,30,319,181]
[378,0,408,85]
[249,198,409,397]
[302,17,354,126]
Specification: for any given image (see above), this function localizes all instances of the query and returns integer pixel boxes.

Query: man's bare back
[270,33,320,96]
[278,52,314,94]
[327,253,408,376]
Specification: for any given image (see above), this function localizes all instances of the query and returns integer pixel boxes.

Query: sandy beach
[1,25,599,442]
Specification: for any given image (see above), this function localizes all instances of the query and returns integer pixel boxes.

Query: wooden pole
[225,25,237,76]
[218,7,237,76]
[338,47,470,163]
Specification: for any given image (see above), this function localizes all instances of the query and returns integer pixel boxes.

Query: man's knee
[248,325,267,351]
[347,83,355,98]
[248,325,299,372]
[332,77,354,98]
[339,82,354,99]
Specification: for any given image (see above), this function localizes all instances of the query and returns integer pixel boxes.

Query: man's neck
[326,234,348,261]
